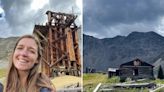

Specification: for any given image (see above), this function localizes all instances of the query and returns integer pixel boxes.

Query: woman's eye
[29,50,36,54]
[16,47,23,50]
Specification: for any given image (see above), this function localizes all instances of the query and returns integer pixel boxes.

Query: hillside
[0,37,18,68]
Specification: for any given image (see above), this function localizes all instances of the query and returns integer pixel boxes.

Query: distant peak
[83,34,100,40]
[128,31,161,37]
[146,31,160,35]
[129,31,144,35]
[111,35,125,39]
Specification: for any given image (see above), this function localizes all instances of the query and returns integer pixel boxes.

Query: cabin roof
[120,58,154,67]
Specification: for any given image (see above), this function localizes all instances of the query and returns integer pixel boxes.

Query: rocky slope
[84,31,164,72]
[0,37,18,68]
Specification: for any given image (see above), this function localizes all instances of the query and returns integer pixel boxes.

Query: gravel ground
[51,75,82,89]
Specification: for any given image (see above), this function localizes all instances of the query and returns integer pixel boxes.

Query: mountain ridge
[84,31,164,72]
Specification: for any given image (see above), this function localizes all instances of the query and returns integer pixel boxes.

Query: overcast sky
[84,0,164,38]
[0,0,82,38]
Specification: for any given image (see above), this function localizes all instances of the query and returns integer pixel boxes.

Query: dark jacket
[40,87,51,92]
[0,83,3,92]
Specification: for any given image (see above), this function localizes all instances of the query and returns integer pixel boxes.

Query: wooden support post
[47,11,52,25]
[49,27,54,77]
[53,27,59,68]
[60,28,65,66]
[74,30,81,66]
[65,27,76,61]
[73,61,78,76]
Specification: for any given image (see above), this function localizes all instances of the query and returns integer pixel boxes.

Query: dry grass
[51,75,82,89]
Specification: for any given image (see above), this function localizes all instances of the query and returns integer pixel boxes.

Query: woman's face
[13,38,38,71]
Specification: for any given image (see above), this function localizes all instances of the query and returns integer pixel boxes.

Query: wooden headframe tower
[33,11,81,77]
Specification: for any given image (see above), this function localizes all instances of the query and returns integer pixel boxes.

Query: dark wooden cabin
[119,58,154,81]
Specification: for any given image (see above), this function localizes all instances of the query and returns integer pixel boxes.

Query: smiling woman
[4,35,55,92]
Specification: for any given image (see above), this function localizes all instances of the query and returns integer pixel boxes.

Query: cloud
[84,0,164,38]
[0,0,82,38]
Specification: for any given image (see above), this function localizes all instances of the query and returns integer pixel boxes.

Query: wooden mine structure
[33,11,81,77]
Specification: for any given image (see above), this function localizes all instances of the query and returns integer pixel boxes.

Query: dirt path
[51,75,82,89]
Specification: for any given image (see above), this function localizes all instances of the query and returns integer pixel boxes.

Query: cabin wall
[120,66,154,80]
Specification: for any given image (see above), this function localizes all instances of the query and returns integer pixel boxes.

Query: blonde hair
[5,35,55,92]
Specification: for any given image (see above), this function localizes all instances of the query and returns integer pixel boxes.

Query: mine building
[33,11,81,77]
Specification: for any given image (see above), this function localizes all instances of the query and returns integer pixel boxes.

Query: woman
[4,35,55,92]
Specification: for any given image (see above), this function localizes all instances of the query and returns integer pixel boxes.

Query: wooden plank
[54,28,59,60]
[35,29,48,42]
[42,57,50,66]
[51,44,66,55]
[50,54,67,68]
[47,11,52,25]
[74,30,81,65]
[48,27,54,77]
[60,28,65,67]
[49,27,54,65]
[46,43,50,75]
[93,83,102,92]
[65,27,76,61]
[52,27,63,35]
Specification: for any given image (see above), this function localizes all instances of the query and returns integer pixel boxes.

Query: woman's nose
[20,49,28,57]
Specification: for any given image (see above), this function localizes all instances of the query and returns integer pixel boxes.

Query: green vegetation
[83,73,120,92]
[153,79,164,84]
[0,68,7,85]
[83,73,108,92]
[83,73,164,92]
[0,68,7,78]
[83,73,120,85]
[155,87,164,92]
[106,76,120,83]
[83,73,107,85]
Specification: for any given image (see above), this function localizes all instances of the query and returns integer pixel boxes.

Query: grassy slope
[83,73,107,92]
[83,73,121,92]
[83,73,164,92]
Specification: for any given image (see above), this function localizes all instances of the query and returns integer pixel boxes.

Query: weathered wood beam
[42,57,50,66]
[53,34,66,43]
[74,30,81,65]
[35,30,48,42]
[50,54,67,68]
[51,42,66,55]
[49,27,54,67]
[65,27,76,61]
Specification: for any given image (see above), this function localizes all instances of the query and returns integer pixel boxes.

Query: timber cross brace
[33,11,81,77]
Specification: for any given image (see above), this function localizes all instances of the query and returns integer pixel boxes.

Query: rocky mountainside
[0,37,18,68]
[83,31,164,72]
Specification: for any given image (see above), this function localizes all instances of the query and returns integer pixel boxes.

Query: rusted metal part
[33,11,81,77]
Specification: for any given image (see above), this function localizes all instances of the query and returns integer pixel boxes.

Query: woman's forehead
[17,38,38,49]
